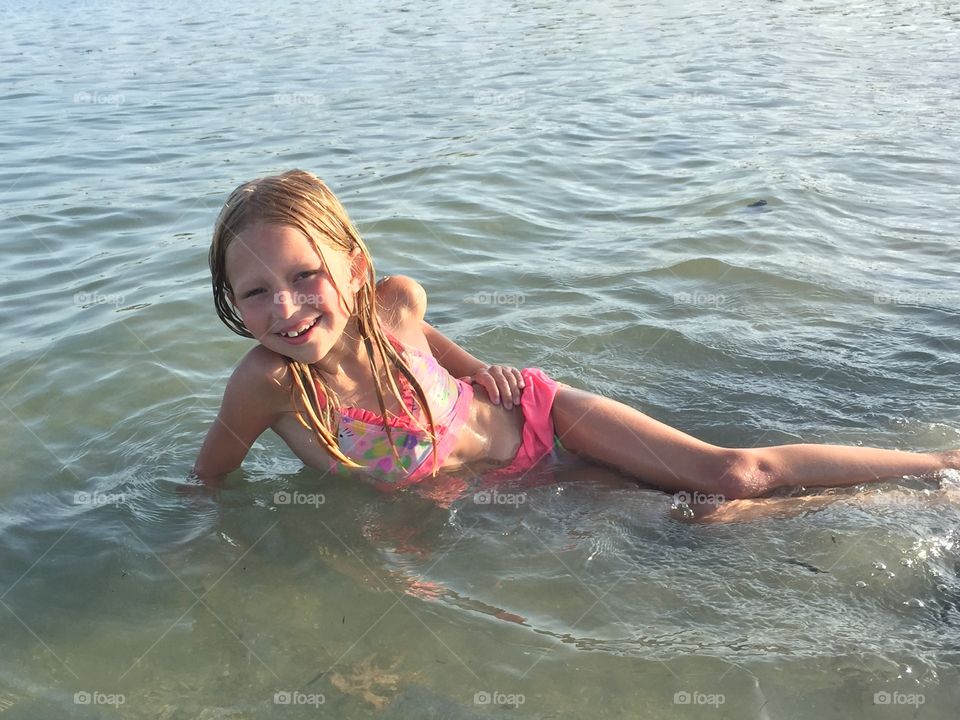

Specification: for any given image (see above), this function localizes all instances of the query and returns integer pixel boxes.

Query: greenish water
[2,0,960,717]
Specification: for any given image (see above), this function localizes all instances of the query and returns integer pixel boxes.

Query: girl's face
[225,223,365,365]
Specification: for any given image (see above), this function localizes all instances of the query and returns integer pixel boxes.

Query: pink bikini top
[317,335,474,487]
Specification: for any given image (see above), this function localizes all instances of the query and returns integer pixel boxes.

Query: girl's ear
[348,247,368,291]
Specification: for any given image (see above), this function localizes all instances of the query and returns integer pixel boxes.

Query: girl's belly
[441,387,525,469]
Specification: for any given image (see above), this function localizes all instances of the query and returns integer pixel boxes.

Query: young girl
[193,169,959,501]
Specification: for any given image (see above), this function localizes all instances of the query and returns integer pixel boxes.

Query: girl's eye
[239,269,320,299]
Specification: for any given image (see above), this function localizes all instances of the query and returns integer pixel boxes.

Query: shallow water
[2,0,960,716]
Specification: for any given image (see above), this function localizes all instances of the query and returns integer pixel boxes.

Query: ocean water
[2,0,960,717]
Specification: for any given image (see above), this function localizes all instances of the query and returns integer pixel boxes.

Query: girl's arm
[420,321,487,378]
[375,274,524,406]
[192,348,288,483]
[422,320,525,408]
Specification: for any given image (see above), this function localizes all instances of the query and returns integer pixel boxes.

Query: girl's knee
[714,448,774,499]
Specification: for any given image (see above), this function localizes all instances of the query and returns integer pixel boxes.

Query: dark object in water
[747,199,768,208]
[784,557,829,574]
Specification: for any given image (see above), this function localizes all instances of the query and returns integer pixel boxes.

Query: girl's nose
[273,288,299,318]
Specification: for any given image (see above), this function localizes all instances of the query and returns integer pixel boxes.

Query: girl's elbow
[191,452,241,486]
[190,462,228,486]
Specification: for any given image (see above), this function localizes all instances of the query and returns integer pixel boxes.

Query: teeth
[280,316,319,337]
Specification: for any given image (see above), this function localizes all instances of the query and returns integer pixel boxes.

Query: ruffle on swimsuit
[318,335,474,487]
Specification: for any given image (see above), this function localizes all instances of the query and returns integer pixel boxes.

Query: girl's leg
[550,384,958,499]
[686,494,843,523]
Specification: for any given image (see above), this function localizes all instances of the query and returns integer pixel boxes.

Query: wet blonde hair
[209,169,439,474]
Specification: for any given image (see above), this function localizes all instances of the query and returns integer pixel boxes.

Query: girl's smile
[277,313,323,342]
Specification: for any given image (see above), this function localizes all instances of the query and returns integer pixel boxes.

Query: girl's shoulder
[230,344,296,400]
[375,275,431,355]
[376,275,426,324]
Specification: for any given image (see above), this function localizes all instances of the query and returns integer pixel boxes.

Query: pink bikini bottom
[493,367,564,476]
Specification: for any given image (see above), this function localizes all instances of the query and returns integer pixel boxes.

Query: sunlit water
[2,0,960,717]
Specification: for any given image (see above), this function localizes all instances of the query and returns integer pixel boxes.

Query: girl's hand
[468,365,525,410]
